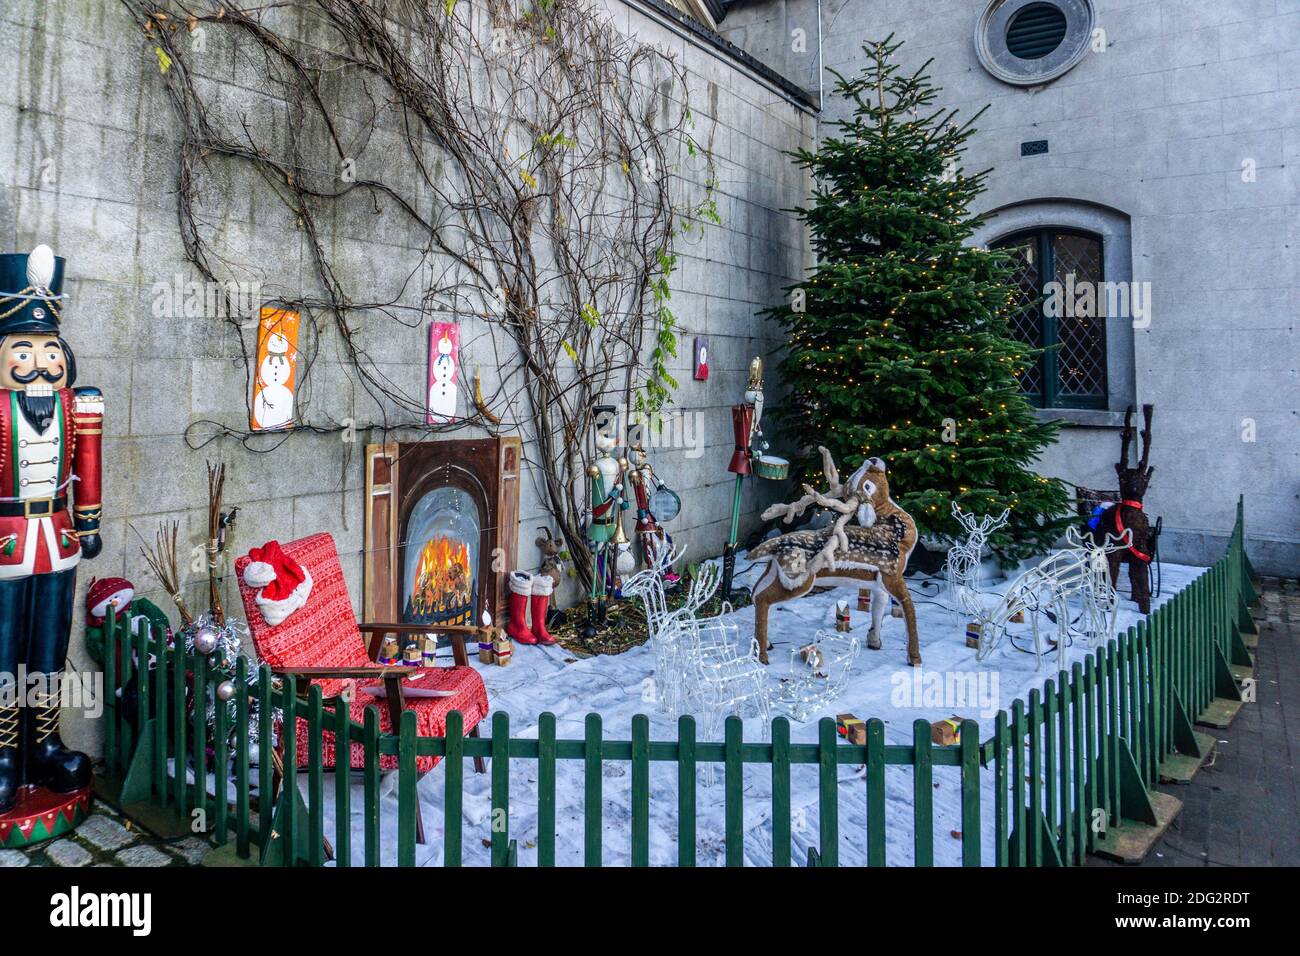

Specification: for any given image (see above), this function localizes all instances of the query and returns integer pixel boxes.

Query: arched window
[994,227,1107,409]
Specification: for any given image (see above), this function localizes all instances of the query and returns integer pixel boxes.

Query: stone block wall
[0,0,816,754]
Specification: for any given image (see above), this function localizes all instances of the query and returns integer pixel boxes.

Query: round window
[976,0,1094,85]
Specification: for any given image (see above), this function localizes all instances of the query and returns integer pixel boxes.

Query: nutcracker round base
[0,784,93,849]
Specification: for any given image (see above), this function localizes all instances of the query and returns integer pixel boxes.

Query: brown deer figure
[1088,404,1156,613]
[748,458,921,666]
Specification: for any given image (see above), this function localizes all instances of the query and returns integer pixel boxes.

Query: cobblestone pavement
[0,801,209,868]
[1091,575,1299,867]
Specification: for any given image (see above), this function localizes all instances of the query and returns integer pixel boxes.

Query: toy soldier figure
[0,245,100,815]
[582,405,627,639]
[625,422,677,584]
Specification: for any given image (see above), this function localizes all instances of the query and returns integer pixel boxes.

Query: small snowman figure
[427,329,458,422]
[253,331,294,430]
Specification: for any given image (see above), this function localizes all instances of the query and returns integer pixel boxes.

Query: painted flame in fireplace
[410,535,473,617]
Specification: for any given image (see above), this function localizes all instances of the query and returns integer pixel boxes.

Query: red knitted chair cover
[235,533,369,699]
[235,532,488,773]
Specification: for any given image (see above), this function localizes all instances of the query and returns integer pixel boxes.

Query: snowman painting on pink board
[427,320,460,424]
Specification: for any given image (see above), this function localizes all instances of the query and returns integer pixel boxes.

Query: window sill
[1033,407,1127,428]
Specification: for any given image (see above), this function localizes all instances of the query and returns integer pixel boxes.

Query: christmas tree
[769,37,1069,561]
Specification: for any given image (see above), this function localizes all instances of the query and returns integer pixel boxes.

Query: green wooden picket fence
[97,497,1258,867]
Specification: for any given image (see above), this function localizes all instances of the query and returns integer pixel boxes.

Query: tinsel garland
[180,614,280,754]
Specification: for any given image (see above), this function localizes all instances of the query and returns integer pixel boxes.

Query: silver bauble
[216,680,236,702]
[193,626,220,655]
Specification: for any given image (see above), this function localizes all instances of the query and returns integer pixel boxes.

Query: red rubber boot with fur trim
[530,575,557,646]
[506,571,537,645]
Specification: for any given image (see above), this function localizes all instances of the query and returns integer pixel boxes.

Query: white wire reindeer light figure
[964,526,1131,669]
[943,503,1010,619]
[621,542,688,716]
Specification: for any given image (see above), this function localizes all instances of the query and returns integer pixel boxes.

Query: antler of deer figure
[1117,404,1155,483]
[951,502,1011,540]
[1137,403,1154,478]
[1065,524,1133,554]
[761,446,844,525]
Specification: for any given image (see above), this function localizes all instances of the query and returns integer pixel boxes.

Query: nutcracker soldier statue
[0,244,100,841]
[582,405,628,639]
[720,357,765,599]
[625,422,678,586]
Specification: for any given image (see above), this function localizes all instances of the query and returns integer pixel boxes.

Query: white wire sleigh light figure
[621,544,769,731]
[770,627,860,722]
[942,503,1010,620]
[963,525,1131,669]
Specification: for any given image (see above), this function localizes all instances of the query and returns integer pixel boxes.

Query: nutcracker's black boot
[581,600,597,640]
[28,701,91,795]
[0,705,19,813]
[597,597,608,626]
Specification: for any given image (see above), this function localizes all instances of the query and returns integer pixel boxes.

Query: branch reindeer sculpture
[965,526,1130,668]
[1087,404,1157,613]
[943,503,1010,617]
[750,456,920,666]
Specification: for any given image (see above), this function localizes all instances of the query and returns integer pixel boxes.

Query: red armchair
[235,533,489,843]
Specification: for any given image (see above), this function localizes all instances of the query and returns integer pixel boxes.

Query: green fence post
[960,719,980,867]
[491,710,510,868]
[817,717,839,868]
[333,689,350,867]
[307,685,325,867]
[631,714,650,867]
[1056,673,1072,865]
[363,706,380,868]
[771,717,791,867]
[913,718,933,867]
[994,710,1008,867]
[1011,699,1026,867]
[584,713,602,868]
[1028,689,1043,865]
[444,710,465,868]
[257,666,273,850]
[397,708,417,868]
[235,656,250,859]
[1070,663,1086,865]
[866,718,886,867]
[104,614,117,776]
[677,715,696,868]
[213,655,229,847]
[191,646,207,828]
[537,711,555,868]
[280,675,297,866]
[173,637,188,821]
[132,620,150,799]
[1044,677,1060,860]
[726,716,745,867]
[1081,654,1097,854]
[153,625,167,806]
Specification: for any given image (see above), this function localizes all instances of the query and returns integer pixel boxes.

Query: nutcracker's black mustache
[10,367,64,384]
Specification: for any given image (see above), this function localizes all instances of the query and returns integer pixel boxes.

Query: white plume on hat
[26,244,55,291]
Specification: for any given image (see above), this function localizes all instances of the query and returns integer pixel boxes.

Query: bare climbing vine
[123,0,717,587]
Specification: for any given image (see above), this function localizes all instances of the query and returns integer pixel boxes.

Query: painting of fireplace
[363,437,521,627]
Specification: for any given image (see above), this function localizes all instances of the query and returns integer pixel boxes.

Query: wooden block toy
[836,712,866,745]
[931,717,968,746]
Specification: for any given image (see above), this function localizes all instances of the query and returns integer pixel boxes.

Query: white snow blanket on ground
[315,555,1205,866]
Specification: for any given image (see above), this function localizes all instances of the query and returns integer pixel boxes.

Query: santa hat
[86,577,135,626]
[243,540,313,627]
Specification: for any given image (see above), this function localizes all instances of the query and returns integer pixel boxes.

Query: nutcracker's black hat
[0,245,67,337]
